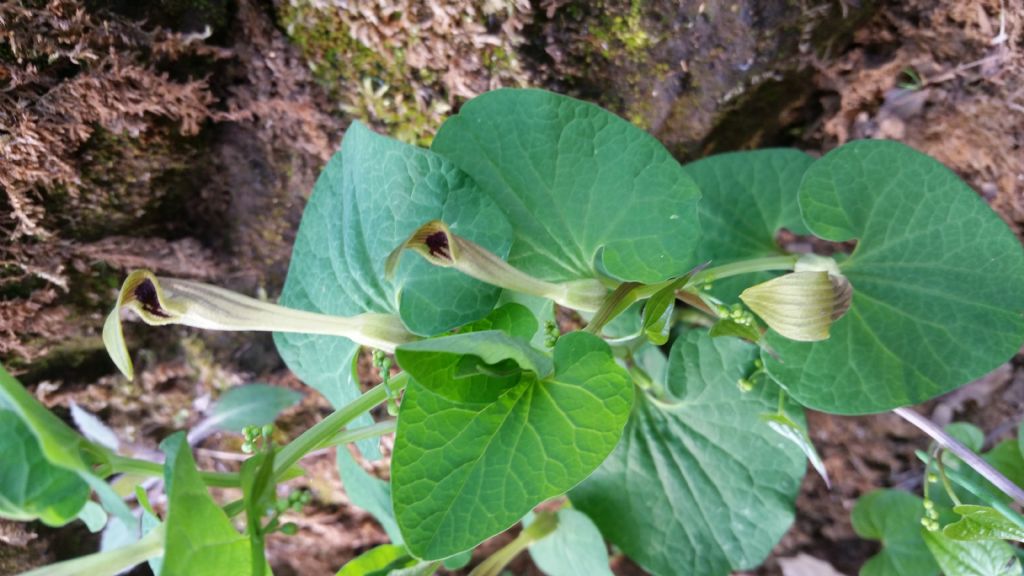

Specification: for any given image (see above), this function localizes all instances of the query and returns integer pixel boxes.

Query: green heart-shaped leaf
[852,490,939,576]
[391,332,632,559]
[461,302,540,342]
[684,149,813,302]
[0,411,89,526]
[945,505,1024,542]
[274,122,513,447]
[432,88,701,284]
[765,140,1024,414]
[570,331,806,575]
[0,365,134,526]
[395,330,553,404]
[162,433,251,575]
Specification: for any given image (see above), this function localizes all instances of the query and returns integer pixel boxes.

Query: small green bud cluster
[242,424,275,454]
[263,490,311,536]
[543,320,559,348]
[374,350,399,416]
[920,499,940,532]
[717,303,756,327]
[737,359,764,393]
[277,489,312,514]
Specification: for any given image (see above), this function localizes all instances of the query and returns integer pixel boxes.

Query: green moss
[591,0,651,60]
[278,1,440,146]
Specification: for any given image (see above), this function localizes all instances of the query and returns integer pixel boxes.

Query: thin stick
[895,407,1024,504]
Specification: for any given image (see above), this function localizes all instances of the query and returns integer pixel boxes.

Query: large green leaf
[391,332,633,559]
[683,149,813,301]
[273,122,512,452]
[161,433,251,575]
[0,411,89,526]
[764,140,1024,414]
[0,365,91,472]
[852,490,938,576]
[570,331,806,575]
[432,88,701,284]
[0,365,134,526]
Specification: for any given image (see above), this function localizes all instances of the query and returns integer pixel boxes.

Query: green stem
[222,377,408,518]
[323,420,397,450]
[272,374,408,480]
[914,450,1024,531]
[21,523,165,576]
[106,454,240,488]
[936,452,963,507]
[469,512,559,576]
[686,255,798,288]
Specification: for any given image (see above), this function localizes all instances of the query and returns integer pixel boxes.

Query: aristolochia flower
[386,220,608,312]
[739,255,852,342]
[103,270,416,380]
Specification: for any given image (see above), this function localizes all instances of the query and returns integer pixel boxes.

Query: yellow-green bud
[739,265,852,342]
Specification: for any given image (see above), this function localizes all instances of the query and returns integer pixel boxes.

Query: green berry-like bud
[280,522,298,536]
[737,378,754,392]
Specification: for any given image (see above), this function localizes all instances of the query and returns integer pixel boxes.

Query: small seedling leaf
[944,505,1024,542]
[526,509,613,576]
[851,490,939,576]
[922,528,1020,576]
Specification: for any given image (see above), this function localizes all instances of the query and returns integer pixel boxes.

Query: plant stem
[20,523,165,576]
[272,374,408,480]
[626,254,797,301]
[914,450,1024,531]
[323,420,397,449]
[106,454,240,487]
[896,407,1024,504]
[686,255,798,288]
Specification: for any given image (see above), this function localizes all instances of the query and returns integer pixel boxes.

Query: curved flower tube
[103,270,416,380]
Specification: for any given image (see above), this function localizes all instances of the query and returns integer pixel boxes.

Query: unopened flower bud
[739,267,852,342]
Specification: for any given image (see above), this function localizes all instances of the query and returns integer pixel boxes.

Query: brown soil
[2,0,1022,574]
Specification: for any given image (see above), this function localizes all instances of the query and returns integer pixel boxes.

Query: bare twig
[894,407,1024,504]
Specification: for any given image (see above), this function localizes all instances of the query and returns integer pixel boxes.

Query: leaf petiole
[104,453,241,488]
